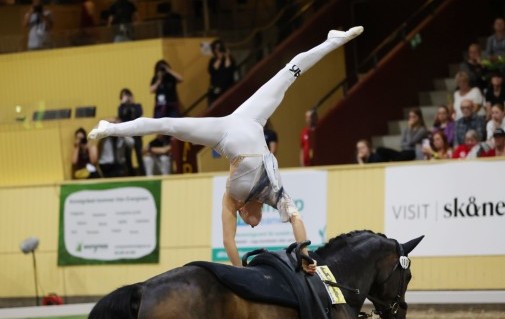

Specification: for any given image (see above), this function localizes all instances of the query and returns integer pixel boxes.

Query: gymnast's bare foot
[88,120,111,140]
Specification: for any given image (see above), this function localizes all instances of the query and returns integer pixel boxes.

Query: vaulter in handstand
[89,26,364,273]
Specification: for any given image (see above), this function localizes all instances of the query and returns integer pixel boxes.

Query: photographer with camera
[23,0,53,50]
[208,39,236,107]
[117,88,145,175]
[150,60,183,118]
[72,128,99,179]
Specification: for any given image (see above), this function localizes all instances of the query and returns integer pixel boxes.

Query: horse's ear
[401,235,424,256]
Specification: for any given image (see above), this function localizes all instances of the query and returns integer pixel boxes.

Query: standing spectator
[459,43,487,91]
[484,73,505,118]
[454,99,486,146]
[452,71,484,120]
[117,88,144,175]
[72,128,99,179]
[432,105,455,146]
[150,60,183,118]
[452,129,480,159]
[207,39,236,107]
[485,17,505,58]
[107,0,138,42]
[263,120,278,155]
[422,131,452,160]
[356,139,382,164]
[300,109,317,166]
[23,0,53,50]
[143,135,171,176]
[78,0,97,45]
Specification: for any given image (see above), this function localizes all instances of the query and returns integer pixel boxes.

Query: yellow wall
[0,37,212,124]
[1,160,505,298]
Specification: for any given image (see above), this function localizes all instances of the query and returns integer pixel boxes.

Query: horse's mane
[315,229,387,254]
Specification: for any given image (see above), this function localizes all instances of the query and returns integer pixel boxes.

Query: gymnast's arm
[222,192,242,267]
[290,214,317,274]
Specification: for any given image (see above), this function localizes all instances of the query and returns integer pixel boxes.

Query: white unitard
[90,28,363,220]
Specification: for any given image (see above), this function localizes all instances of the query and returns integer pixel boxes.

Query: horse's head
[367,235,424,319]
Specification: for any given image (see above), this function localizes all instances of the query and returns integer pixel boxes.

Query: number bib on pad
[315,265,347,304]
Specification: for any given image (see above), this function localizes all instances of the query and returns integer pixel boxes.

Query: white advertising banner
[211,170,327,262]
[385,161,505,257]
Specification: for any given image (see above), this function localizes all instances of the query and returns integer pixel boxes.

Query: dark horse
[89,230,423,319]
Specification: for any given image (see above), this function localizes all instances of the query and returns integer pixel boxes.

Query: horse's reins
[362,240,410,318]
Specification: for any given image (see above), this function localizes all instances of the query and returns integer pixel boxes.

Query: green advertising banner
[58,180,161,265]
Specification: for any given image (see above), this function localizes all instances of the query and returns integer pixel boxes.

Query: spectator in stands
[452,71,484,120]
[459,43,487,91]
[487,103,505,140]
[376,108,428,161]
[23,0,53,50]
[432,105,455,146]
[485,17,505,58]
[484,73,505,119]
[97,120,134,177]
[207,39,237,107]
[489,128,505,157]
[264,120,278,155]
[107,0,139,42]
[454,99,486,146]
[71,128,99,179]
[356,139,382,164]
[117,88,144,175]
[143,135,171,176]
[452,129,480,159]
[78,0,97,45]
[422,130,452,160]
[150,60,183,118]
[300,109,317,166]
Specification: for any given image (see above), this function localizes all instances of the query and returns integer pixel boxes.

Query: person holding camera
[117,88,145,175]
[72,128,99,179]
[208,39,236,107]
[23,0,53,50]
[150,60,183,118]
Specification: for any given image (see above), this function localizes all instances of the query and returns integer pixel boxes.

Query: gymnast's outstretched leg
[232,26,363,126]
[88,116,228,147]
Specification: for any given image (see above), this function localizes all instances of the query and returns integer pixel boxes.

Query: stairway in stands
[372,67,458,149]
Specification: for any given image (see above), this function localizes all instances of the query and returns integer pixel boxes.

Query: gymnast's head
[238,200,263,227]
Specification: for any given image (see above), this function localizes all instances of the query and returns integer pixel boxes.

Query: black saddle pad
[187,260,298,308]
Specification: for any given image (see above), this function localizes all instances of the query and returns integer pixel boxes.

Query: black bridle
[361,241,410,319]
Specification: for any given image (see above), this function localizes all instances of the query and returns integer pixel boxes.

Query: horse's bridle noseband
[363,240,410,319]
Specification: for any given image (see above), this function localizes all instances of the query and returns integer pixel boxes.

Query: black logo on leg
[289,64,301,77]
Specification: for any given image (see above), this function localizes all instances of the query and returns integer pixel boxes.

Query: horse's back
[137,265,298,319]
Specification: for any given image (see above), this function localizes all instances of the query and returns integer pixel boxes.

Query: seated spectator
[118,88,144,175]
[485,17,505,58]
[432,105,455,146]
[143,135,171,176]
[484,73,505,119]
[376,108,428,161]
[72,128,99,179]
[452,129,480,159]
[486,103,505,145]
[356,139,382,164]
[97,121,134,177]
[300,109,317,166]
[422,131,452,160]
[454,99,486,146]
[264,120,278,155]
[489,128,505,157]
[452,71,484,120]
[459,43,487,91]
